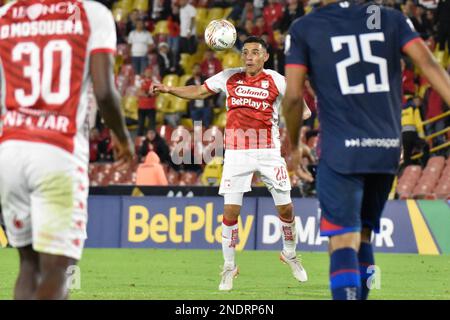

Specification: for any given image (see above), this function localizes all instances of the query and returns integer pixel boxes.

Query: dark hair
[242,36,268,51]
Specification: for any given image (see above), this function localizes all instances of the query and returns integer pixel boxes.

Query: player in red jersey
[0,0,133,299]
[153,36,311,291]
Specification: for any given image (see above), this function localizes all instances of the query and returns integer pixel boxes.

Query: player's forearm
[283,96,305,150]
[168,85,208,100]
[97,90,130,143]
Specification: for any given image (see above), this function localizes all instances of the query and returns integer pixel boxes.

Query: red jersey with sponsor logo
[0,0,116,161]
[204,68,285,150]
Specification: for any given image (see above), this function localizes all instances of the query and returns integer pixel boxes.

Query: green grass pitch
[0,249,449,300]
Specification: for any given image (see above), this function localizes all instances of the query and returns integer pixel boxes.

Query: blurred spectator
[261,33,275,70]
[136,151,168,186]
[187,64,212,128]
[244,20,254,36]
[151,0,171,21]
[253,0,264,17]
[280,0,305,33]
[89,128,101,162]
[401,97,429,167]
[436,0,450,52]
[402,0,416,18]
[157,42,180,78]
[423,9,437,37]
[252,16,267,37]
[411,5,428,37]
[168,4,181,61]
[126,9,139,35]
[229,0,246,21]
[200,49,223,78]
[402,59,416,102]
[239,1,255,29]
[235,29,249,51]
[128,18,155,75]
[116,21,127,45]
[423,87,448,150]
[273,32,286,74]
[139,129,176,170]
[137,68,158,135]
[164,108,182,128]
[179,0,197,54]
[253,17,275,46]
[303,79,317,129]
[263,0,284,30]
[91,128,114,162]
[383,0,402,11]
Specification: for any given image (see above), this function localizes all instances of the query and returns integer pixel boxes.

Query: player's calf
[14,246,39,300]
[33,253,77,300]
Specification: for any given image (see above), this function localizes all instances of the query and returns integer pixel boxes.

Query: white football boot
[219,264,239,291]
[280,251,308,282]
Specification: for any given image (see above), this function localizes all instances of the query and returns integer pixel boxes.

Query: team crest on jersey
[261,80,269,89]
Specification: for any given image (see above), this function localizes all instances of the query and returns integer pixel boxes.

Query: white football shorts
[219,148,291,197]
[0,141,88,260]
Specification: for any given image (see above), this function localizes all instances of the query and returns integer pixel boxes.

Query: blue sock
[358,242,375,300]
[330,248,361,300]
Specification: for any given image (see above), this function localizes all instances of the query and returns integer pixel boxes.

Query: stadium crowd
[79,0,450,197]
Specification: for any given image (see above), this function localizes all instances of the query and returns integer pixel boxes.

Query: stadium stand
[84,0,450,198]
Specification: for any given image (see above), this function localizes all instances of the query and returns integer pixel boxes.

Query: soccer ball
[204,19,237,51]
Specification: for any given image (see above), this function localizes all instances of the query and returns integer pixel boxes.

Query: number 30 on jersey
[12,40,72,107]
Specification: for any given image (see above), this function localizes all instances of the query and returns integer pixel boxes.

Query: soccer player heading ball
[283,0,450,300]
[152,36,312,291]
[0,0,134,299]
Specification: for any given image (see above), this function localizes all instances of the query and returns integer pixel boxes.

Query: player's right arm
[153,68,232,99]
[403,40,450,106]
[152,83,214,100]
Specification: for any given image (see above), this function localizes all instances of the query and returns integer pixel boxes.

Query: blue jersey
[285,1,420,174]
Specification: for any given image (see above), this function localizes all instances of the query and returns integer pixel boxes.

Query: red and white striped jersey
[204,68,285,150]
[0,0,116,162]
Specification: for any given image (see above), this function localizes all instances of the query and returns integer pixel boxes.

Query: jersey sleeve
[284,19,309,71]
[395,11,420,51]
[203,71,227,94]
[266,69,286,98]
[84,0,117,55]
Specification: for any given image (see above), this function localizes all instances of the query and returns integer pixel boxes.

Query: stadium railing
[411,110,450,160]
